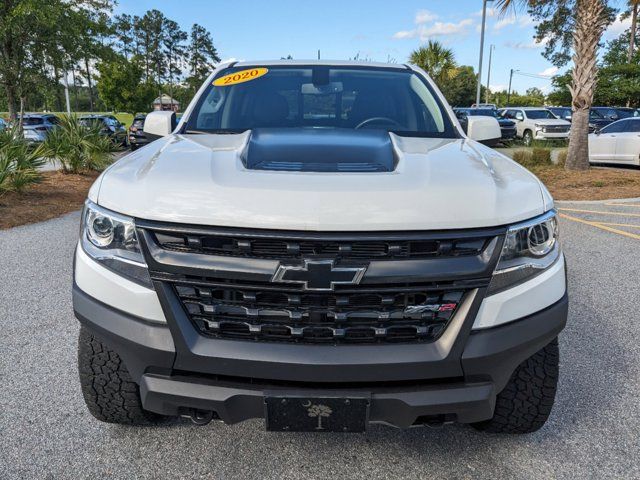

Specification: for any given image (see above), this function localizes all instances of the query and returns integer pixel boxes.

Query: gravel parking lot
[1,202,639,479]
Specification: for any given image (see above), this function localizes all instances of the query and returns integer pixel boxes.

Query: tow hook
[183,409,215,426]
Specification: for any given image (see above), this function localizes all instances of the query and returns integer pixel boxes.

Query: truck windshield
[526,110,557,120]
[468,109,497,118]
[185,65,456,137]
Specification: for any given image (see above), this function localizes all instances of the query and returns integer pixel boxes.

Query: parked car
[589,117,640,166]
[546,106,612,133]
[498,107,571,145]
[0,117,6,132]
[128,114,149,150]
[20,114,59,143]
[590,106,638,122]
[454,107,516,143]
[546,106,572,121]
[74,60,567,435]
[471,103,497,110]
[79,115,128,147]
[612,107,637,119]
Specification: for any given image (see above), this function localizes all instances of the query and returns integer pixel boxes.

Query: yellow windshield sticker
[213,68,268,86]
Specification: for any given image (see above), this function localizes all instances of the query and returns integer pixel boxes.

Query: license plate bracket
[265,395,370,433]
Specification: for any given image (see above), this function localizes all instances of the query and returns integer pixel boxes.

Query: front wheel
[77,327,163,425]
[522,130,533,146]
[472,338,559,434]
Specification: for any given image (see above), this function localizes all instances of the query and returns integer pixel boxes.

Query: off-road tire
[522,130,533,146]
[472,338,559,434]
[78,327,161,425]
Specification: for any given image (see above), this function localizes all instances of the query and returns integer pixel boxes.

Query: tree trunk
[565,0,609,171]
[84,57,94,111]
[629,3,638,63]
[5,83,19,121]
[18,96,25,131]
[72,67,79,111]
[53,64,63,112]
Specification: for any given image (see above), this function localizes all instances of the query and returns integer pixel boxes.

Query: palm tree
[497,0,610,171]
[307,404,333,430]
[409,40,459,89]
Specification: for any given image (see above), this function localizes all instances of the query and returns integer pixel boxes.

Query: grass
[509,149,640,200]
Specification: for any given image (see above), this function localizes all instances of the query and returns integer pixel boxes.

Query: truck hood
[93,131,550,231]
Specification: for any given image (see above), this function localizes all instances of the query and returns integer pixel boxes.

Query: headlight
[80,200,153,288]
[487,210,560,295]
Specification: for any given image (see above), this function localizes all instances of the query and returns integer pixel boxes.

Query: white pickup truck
[73,60,567,434]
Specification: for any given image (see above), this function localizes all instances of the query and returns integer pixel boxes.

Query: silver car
[21,114,59,143]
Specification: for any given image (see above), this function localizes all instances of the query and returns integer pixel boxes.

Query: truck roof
[232,59,410,70]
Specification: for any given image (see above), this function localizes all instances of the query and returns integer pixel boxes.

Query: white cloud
[494,17,516,30]
[394,18,474,41]
[473,7,498,17]
[423,19,474,37]
[539,66,559,77]
[493,14,534,31]
[489,84,508,92]
[415,10,438,24]
[504,36,549,49]
[393,10,474,41]
[393,29,417,40]
[605,13,631,39]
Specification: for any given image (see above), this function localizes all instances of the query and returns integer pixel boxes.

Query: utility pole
[507,68,518,107]
[485,44,495,104]
[62,70,71,114]
[476,0,493,106]
[317,49,320,60]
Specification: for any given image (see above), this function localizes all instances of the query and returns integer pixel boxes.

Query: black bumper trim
[73,285,176,381]
[73,282,567,427]
[140,374,495,427]
[462,291,568,392]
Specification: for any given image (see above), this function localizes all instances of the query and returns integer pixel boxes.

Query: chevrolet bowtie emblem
[272,260,367,291]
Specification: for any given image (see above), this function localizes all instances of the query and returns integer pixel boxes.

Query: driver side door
[589,121,622,163]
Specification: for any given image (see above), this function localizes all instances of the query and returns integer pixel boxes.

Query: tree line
[0,1,220,118]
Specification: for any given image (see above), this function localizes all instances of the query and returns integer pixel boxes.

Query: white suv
[73,60,567,434]
[499,107,571,145]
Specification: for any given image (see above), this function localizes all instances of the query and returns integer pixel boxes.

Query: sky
[115,0,632,96]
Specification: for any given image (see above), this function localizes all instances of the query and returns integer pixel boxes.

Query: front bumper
[500,127,517,139]
[73,279,568,428]
[535,131,569,140]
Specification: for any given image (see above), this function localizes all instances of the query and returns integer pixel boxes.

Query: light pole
[475,0,493,106]
[485,44,495,104]
[507,68,519,107]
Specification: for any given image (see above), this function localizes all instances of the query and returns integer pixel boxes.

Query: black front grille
[139,223,501,345]
[152,231,488,261]
[172,281,467,344]
[543,125,569,133]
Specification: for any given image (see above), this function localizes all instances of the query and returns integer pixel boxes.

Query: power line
[513,71,555,80]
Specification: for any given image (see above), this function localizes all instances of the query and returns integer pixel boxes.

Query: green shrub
[531,148,552,165]
[512,149,534,167]
[0,128,45,194]
[41,115,115,173]
[556,149,568,167]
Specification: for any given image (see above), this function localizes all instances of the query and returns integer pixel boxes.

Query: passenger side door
[589,121,624,163]
[614,120,640,165]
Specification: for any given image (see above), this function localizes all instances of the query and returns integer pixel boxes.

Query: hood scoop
[241,128,396,173]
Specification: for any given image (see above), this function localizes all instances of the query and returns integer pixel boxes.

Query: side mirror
[466,116,501,145]
[143,111,176,140]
